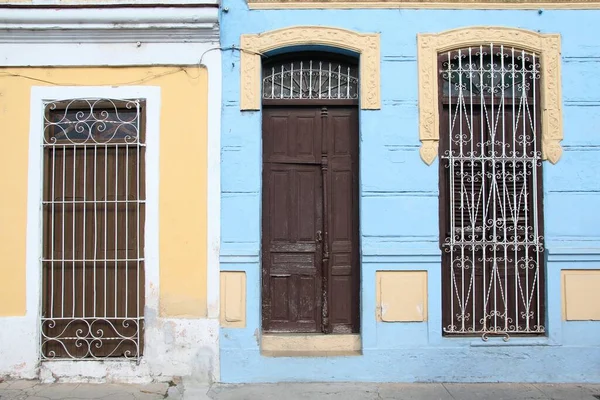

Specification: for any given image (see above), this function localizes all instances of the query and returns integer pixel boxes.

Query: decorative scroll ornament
[44,98,141,145]
[417,27,562,165]
[41,318,142,360]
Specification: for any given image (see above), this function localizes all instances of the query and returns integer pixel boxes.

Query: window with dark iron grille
[41,99,145,360]
[438,46,545,340]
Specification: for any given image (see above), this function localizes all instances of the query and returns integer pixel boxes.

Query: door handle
[316,230,323,243]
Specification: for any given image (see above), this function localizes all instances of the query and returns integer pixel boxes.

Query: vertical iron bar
[299,61,303,99]
[94,142,98,318]
[50,137,56,319]
[271,66,275,99]
[479,45,487,333]
[521,49,530,331]
[447,50,455,332]
[532,52,540,331]
[337,65,341,99]
[83,124,87,319]
[125,118,130,320]
[72,145,76,318]
[319,61,323,99]
[104,143,108,318]
[136,102,141,343]
[328,63,332,99]
[114,143,119,318]
[458,49,466,332]
[347,66,351,98]
[468,47,476,332]
[500,45,508,332]
[61,143,66,318]
[491,43,498,332]
[512,47,519,331]
[309,61,313,99]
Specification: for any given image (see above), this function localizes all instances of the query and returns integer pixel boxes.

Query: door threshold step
[261,333,361,357]
[261,349,362,357]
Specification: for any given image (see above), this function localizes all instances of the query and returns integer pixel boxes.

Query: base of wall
[220,344,600,383]
[0,316,219,384]
[261,334,361,357]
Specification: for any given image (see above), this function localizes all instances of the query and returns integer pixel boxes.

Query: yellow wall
[0,66,208,317]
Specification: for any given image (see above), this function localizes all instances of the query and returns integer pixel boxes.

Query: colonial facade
[0,1,221,382]
[219,0,600,383]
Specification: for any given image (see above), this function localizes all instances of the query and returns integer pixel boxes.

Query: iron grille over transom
[438,45,545,340]
[262,57,358,100]
[41,98,145,360]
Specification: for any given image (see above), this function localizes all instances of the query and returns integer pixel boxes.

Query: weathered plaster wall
[0,67,218,382]
[220,2,600,383]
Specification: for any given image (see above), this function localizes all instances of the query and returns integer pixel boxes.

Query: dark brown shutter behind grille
[41,102,145,359]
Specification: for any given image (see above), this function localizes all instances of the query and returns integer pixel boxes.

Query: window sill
[468,337,560,347]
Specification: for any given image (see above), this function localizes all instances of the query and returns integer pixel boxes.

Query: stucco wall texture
[219,3,600,383]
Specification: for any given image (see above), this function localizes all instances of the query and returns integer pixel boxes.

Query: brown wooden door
[262,106,359,334]
[325,107,360,333]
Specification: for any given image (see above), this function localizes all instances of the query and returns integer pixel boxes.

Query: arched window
[438,45,545,339]
[262,53,358,101]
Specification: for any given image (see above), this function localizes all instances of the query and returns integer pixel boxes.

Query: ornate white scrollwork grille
[439,45,545,340]
[41,99,145,360]
[262,59,358,100]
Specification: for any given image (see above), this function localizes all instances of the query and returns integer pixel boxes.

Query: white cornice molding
[0,6,218,27]
[3,0,218,4]
[0,6,219,43]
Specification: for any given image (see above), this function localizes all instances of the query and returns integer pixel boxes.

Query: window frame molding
[240,26,381,110]
[26,86,160,361]
[247,0,600,9]
[417,26,562,165]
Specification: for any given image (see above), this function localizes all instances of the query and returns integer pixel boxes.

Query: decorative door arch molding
[417,26,562,165]
[240,26,381,110]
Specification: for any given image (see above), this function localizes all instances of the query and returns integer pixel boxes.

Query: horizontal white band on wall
[0,6,219,29]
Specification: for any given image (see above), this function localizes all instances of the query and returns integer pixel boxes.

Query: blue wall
[220,2,600,383]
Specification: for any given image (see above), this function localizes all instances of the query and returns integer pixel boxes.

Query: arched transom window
[438,45,545,340]
[262,54,358,101]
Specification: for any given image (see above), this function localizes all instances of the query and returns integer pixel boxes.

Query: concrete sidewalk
[1,379,600,400]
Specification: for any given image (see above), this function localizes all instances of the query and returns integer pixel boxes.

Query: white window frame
[26,86,161,361]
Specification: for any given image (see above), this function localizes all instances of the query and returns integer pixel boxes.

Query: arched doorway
[261,52,360,334]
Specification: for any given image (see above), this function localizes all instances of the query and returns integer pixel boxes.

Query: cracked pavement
[0,380,169,400]
[2,379,600,399]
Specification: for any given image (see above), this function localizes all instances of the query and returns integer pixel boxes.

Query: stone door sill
[261,333,362,357]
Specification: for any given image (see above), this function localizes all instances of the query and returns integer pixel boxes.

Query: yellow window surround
[247,0,600,10]
[417,26,562,165]
[239,26,381,110]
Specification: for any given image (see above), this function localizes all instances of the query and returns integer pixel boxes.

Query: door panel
[263,156,323,332]
[326,108,360,333]
[262,106,359,334]
[263,108,321,164]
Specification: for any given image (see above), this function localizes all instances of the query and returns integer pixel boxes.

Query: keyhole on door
[316,230,323,242]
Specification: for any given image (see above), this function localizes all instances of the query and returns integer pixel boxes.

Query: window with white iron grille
[438,45,545,340]
[41,98,145,360]
[262,54,358,101]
